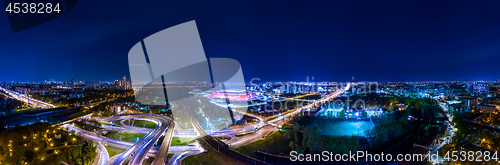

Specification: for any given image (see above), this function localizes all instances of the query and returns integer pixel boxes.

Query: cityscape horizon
[3,1,500,165]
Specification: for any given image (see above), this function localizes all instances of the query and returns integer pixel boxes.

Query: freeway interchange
[109,114,171,165]
[65,113,203,165]
[60,84,350,165]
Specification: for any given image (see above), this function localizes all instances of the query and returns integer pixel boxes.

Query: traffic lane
[96,142,109,165]
[129,120,168,165]
[225,126,276,148]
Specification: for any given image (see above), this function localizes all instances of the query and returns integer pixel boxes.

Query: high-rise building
[122,75,131,90]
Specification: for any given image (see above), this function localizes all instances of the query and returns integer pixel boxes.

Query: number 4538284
[6,3,61,14]
[444,151,498,162]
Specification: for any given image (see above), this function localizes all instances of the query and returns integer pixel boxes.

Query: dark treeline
[288,123,359,155]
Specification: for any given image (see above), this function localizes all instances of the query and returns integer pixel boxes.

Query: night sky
[2,0,500,83]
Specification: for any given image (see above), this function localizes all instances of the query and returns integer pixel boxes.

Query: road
[428,102,455,164]
[150,114,176,165]
[224,125,276,148]
[167,148,205,165]
[95,142,109,165]
[0,86,56,109]
[88,97,119,108]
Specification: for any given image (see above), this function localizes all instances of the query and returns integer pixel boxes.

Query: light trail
[0,86,56,109]
[267,83,350,126]
[96,142,109,165]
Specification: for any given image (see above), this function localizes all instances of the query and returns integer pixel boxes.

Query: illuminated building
[211,89,254,101]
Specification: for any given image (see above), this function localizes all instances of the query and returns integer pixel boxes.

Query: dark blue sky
[2,0,500,82]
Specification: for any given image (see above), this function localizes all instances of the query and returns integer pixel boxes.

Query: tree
[67,147,83,165]
[362,111,368,118]
[340,109,346,118]
[288,123,359,155]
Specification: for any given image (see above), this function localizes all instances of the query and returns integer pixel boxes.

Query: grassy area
[104,145,126,157]
[216,136,231,140]
[131,120,157,129]
[112,119,157,129]
[182,139,239,165]
[72,121,101,132]
[142,157,155,165]
[98,121,111,126]
[171,137,197,146]
[112,120,123,126]
[235,132,254,137]
[233,131,293,158]
[167,154,173,159]
[256,124,269,131]
[105,131,146,142]
[69,110,92,119]
[281,124,293,129]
